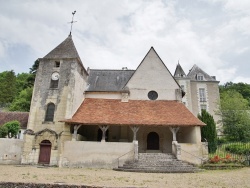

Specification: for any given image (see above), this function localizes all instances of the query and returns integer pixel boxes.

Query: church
[20,34,220,170]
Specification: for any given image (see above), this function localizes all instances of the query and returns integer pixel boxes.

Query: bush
[225,143,250,155]
[3,120,20,138]
[0,125,8,138]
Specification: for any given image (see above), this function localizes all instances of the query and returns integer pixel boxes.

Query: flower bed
[202,154,245,170]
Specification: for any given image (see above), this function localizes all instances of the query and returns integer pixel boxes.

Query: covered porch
[60,98,208,167]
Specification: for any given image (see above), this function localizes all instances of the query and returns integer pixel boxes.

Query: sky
[0,0,250,84]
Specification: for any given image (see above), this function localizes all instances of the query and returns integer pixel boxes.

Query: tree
[15,73,31,94]
[219,90,250,142]
[220,82,250,106]
[198,110,217,153]
[0,125,8,138]
[7,60,38,112]
[0,70,16,107]
[26,59,39,87]
[3,121,20,138]
[9,87,33,112]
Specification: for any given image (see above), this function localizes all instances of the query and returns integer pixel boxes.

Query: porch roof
[62,98,205,127]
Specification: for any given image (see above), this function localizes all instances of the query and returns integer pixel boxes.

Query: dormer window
[55,61,60,68]
[197,74,204,81]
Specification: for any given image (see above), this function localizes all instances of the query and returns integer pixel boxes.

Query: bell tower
[22,35,88,165]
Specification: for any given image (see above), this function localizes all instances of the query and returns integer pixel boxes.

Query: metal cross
[69,10,77,36]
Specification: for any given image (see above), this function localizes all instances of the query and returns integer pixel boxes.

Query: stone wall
[0,138,23,165]
[60,141,135,168]
[179,142,208,165]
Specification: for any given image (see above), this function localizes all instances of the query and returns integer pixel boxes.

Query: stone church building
[20,34,220,169]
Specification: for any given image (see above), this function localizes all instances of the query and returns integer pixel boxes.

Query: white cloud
[0,41,5,58]
[233,76,250,84]
[0,0,249,84]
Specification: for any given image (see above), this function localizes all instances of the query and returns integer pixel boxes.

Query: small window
[197,75,204,81]
[55,61,60,67]
[50,80,59,88]
[45,103,55,122]
[199,88,206,102]
[148,91,158,100]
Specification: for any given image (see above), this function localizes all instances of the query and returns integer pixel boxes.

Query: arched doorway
[38,140,51,164]
[147,132,159,150]
[97,129,109,141]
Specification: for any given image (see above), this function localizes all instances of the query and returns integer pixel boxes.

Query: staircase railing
[116,149,134,167]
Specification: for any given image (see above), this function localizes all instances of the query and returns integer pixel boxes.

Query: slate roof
[187,64,217,81]
[86,69,135,92]
[62,98,205,126]
[0,112,29,129]
[174,63,186,77]
[43,35,80,59]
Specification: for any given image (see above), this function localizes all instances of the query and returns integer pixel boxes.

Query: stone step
[124,161,188,165]
[120,166,196,170]
[114,167,198,173]
[113,152,200,173]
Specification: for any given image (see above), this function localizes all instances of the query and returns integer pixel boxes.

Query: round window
[148,91,158,100]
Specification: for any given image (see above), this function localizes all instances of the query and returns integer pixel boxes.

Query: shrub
[3,120,20,138]
[198,110,217,153]
[225,143,250,155]
[0,125,8,138]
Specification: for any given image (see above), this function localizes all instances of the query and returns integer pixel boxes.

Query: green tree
[15,73,31,94]
[3,120,20,138]
[219,90,250,142]
[0,70,16,107]
[9,87,33,112]
[7,60,38,111]
[0,125,8,138]
[27,59,39,87]
[220,82,250,106]
[198,110,217,153]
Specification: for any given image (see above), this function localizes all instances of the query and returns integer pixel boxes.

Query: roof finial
[69,10,77,36]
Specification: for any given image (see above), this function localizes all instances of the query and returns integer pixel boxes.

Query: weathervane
[69,10,77,36]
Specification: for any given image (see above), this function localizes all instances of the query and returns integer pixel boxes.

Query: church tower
[21,35,88,165]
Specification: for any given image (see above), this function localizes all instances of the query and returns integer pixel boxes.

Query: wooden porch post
[99,125,109,142]
[130,126,140,141]
[73,125,82,141]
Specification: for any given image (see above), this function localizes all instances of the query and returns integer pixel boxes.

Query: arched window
[45,103,55,122]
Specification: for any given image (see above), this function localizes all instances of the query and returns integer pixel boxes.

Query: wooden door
[38,140,51,164]
[147,132,159,150]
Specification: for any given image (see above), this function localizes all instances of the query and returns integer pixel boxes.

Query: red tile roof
[0,112,29,129]
[63,99,205,127]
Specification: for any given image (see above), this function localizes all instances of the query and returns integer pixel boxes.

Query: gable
[125,47,180,100]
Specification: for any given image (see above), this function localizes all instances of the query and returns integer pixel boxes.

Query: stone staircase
[114,153,200,173]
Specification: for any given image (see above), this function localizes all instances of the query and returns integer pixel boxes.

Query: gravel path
[0,165,249,188]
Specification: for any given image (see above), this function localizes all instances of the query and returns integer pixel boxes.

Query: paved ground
[0,165,249,188]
